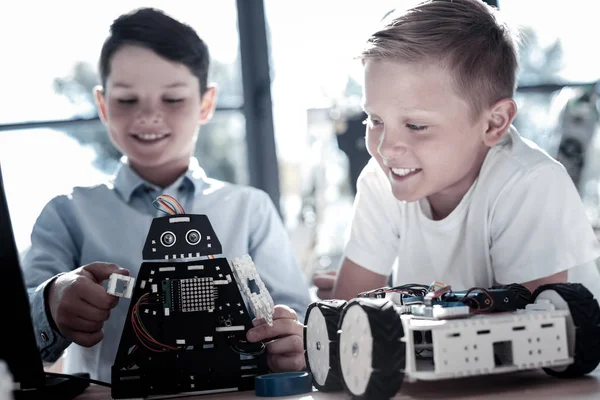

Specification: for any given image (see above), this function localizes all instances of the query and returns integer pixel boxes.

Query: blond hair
[361,0,519,117]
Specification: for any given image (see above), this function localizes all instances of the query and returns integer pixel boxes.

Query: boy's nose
[377,133,408,160]
[136,110,163,126]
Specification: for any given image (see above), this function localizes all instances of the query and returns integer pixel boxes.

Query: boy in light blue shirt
[22,7,310,382]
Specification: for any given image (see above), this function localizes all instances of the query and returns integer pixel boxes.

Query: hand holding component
[246,305,305,372]
[48,262,130,347]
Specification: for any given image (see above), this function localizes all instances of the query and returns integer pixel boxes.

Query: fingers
[268,353,306,372]
[314,270,337,277]
[82,262,129,284]
[272,304,297,320]
[67,330,104,348]
[265,334,304,356]
[247,318,303,342]
[77,278,119,310]
[69,300,111,322]
[313,271,337,299]
[53,290,111,340]
[252,305,297,327]
[245,303,307,372]
[313,272,336,289]
[49,265,120,343]
[67,317,104,333]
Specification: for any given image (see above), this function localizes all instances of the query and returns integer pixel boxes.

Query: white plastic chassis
[402,307,573,381]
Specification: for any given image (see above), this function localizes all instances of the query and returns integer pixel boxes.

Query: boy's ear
[482,98,517,147]
[199,85,218,125]
[93,85,108,124]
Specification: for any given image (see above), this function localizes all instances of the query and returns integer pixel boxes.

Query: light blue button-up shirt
[22,158,311,382]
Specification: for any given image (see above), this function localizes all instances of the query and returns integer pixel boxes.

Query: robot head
[142,214,223,261]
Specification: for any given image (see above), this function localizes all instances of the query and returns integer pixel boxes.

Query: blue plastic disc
[255,372,313,397]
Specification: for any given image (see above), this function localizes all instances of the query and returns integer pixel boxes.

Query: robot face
[142,214,223,261]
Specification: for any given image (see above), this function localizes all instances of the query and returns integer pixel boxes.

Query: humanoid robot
[111,195,273,399]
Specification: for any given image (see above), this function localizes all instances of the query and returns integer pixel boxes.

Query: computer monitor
[0,161,88,399]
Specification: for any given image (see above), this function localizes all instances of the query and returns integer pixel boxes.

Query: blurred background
[2,0,600,283]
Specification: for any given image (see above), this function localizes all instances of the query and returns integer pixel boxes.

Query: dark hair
[99,7,210,94]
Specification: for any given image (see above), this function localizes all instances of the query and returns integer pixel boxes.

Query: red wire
[461,288,495,313]
[131,293,177,351]
[131,297,163,352]
[157,199,177,214]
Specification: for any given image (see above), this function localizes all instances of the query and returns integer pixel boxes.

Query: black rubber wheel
[338,298,404,400]
[492,283,533,309]
[304,300,347,391]
[532,283,600,377]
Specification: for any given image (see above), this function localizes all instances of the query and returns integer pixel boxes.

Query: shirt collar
[112,157,209,203]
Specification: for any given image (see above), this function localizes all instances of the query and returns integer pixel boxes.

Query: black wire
[415,349,433,360]
[392,284,429,295]
[45,372,111,388]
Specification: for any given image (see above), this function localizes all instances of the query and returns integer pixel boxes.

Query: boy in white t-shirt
[315,0,600,300]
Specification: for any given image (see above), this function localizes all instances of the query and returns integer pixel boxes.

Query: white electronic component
[410,304,471,319]
[231,254,275,326]
[401,310,572,381]
[107,273,136,299]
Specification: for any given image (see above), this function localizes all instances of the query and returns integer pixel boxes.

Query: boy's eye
[406,123,428,132]
[164,98,184,104]
[362,117,382,128]
[118,99,137,104]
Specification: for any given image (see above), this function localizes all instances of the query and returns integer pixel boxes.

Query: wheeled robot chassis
[304,282,600,399]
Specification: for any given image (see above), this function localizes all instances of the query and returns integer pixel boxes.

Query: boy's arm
[22,196,81,363]
[328,160,400,300]
[490,163,600,289]
[332,257,389,300]
[519,270,568,293]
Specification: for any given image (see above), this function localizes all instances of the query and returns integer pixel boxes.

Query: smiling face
[95,45,216,186]
[362,59,497,214]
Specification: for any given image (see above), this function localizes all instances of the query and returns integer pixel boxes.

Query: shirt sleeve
[343,160,399,277]
[248,190,311,321]
[21,195,81,362]
[490,162,600,285]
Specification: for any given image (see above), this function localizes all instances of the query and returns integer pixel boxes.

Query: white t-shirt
[344,126,600,298]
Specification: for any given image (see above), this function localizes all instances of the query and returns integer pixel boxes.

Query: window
[0,1,246,252]
[500,0,600,86]
[500,0,600,228]
[1,1,242,124]
[265,0,406,274]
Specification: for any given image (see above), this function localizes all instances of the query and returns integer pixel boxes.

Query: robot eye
[185,229,201,245]
[161,231,176,247]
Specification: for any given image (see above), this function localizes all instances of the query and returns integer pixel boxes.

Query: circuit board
[358,282,532,319]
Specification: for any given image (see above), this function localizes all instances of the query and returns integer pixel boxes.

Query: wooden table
[76,368,600,399]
